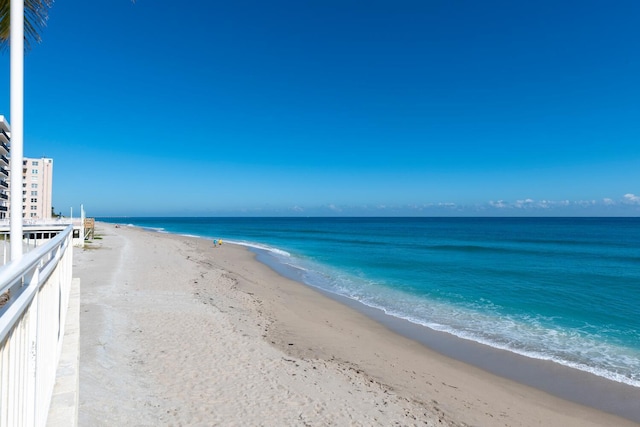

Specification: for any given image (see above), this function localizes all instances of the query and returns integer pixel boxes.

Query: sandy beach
[74,224,638,426]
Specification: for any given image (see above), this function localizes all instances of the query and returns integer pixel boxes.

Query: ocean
[98,217,640,388]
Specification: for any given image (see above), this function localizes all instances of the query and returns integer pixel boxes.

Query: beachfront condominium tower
[25,157,53,220]
[0,116,53,220]
[5,156,54,220]
[14,157,54,220]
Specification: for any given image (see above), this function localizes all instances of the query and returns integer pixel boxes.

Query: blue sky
[1,0,639,216]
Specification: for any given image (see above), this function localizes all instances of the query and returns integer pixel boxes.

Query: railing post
[27,290,38,427]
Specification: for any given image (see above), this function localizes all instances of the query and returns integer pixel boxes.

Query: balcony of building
[0,137,8,155]
[0,128,9,149]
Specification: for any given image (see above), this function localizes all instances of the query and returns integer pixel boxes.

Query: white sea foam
[283,262,309,272]
[233,240,291,257]
[124,223,166,233]
[143,226,166,233]
[180,233,201,238]
[363,298,640,387]
[270,253,640,388]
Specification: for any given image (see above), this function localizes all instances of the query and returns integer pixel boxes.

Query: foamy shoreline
[251,244,640,422]
[75,223,639,426]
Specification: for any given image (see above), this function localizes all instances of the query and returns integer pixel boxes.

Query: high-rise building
[22,157,54,220]
[0,115,54,220]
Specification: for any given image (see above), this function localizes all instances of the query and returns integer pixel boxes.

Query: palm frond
[0,0,54,51]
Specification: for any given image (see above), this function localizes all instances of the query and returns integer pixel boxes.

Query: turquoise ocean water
[98,217,640,388]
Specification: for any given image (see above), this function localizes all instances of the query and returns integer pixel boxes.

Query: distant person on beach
[213,239,218,247]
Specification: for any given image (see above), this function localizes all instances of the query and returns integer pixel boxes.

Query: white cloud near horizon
[484,195,638,211]
[275,194,640,217]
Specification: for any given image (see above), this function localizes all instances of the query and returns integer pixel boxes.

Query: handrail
[0,225,74,426]
[0,225,70,294]
[0,225,71,340]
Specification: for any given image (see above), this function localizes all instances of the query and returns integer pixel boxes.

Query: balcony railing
[0,129,8,153]
[0,225,73,426]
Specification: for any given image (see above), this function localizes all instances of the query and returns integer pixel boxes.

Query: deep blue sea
[98,217,640,388]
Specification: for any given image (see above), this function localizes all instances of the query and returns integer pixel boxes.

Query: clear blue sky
[1,0,639,216]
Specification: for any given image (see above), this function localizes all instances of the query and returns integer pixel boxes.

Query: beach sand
[75,224,638,426]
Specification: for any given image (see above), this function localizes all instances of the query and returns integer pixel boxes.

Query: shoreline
[76,223,639,425]
[307,281,640,421]
[252,247,640,422]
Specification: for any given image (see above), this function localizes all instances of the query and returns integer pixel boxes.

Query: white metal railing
[0,219,77,228]
[1,232,64,268]
[0,225,73,426]
[0,221,83,267]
